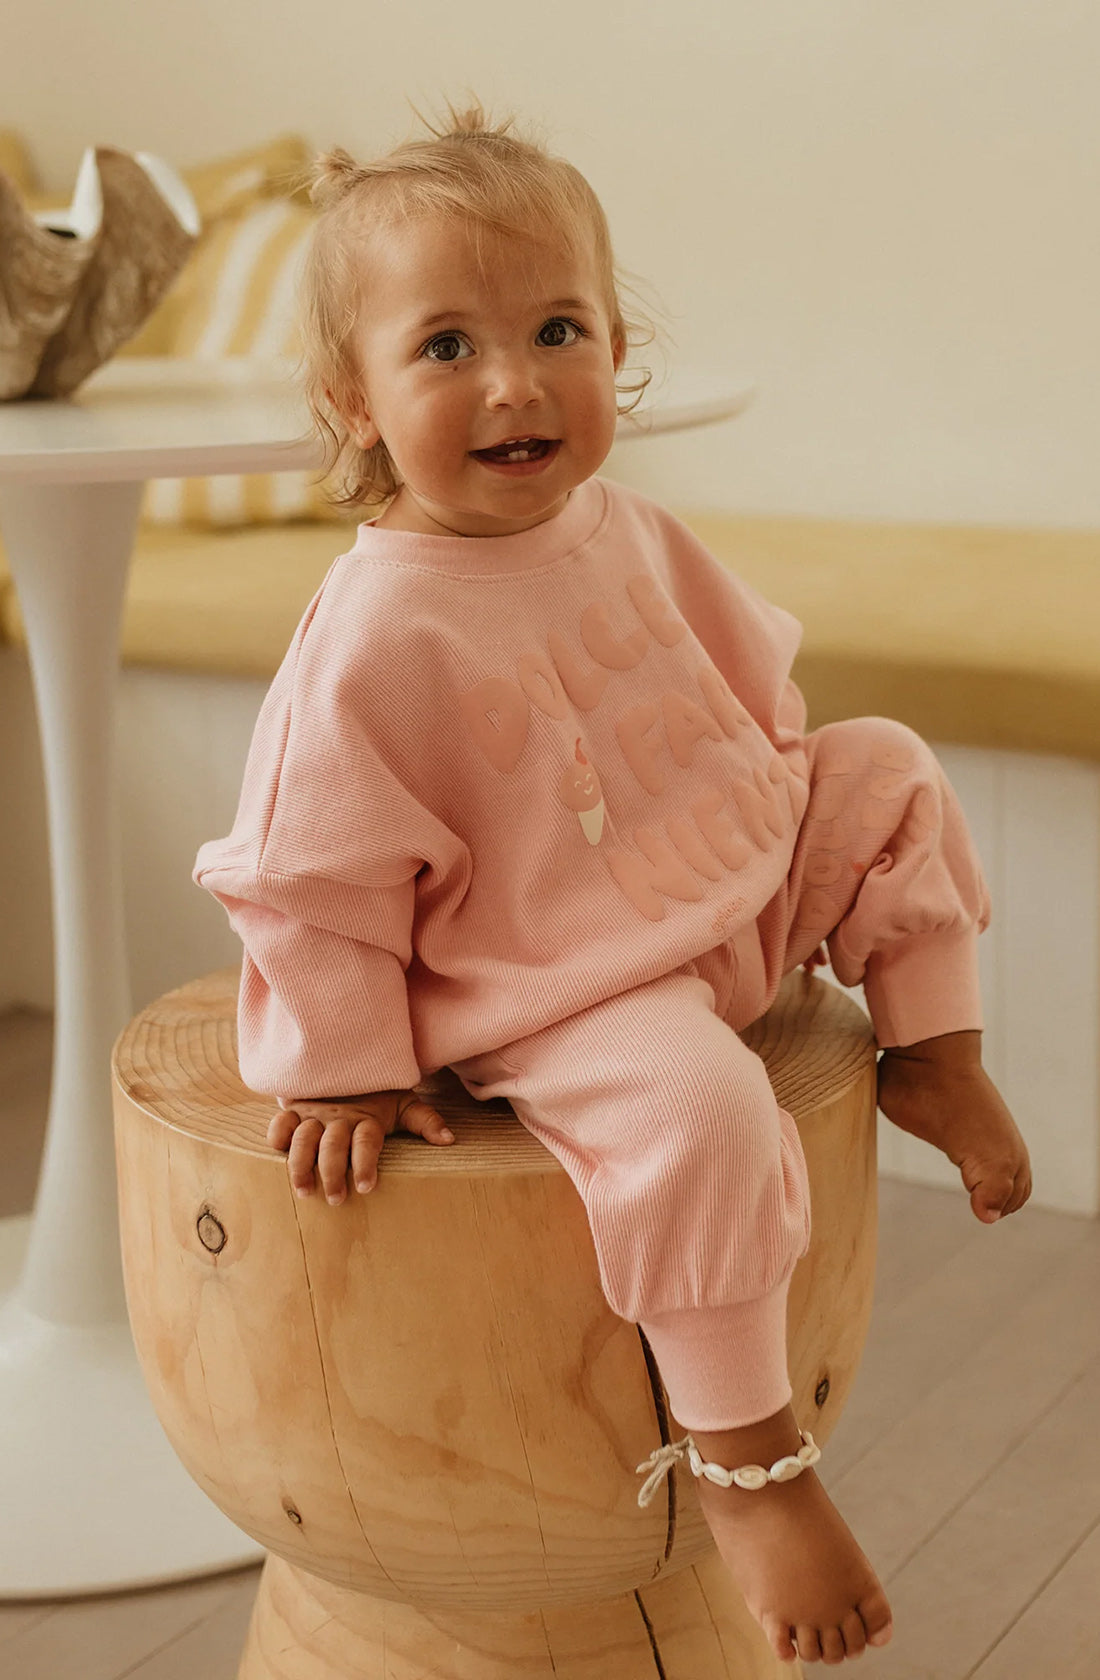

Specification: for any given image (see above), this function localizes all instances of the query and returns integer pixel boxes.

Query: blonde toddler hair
[294,100,656,514]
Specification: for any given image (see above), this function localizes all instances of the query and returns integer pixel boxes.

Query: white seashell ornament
[0,146,199,401]
[732,1464,770,1490]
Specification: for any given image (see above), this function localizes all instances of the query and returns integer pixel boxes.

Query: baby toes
[973,1195,1006,1223]
[963,1160,1016,1223]
[1002,1169,1033,1218]
[861,1589,894,1646]
[795,1624,823,1662]
[766,1618,799,1664]
[819,1625,847,1664]
[841,1608,868,1656]
[765,1619,799,1659]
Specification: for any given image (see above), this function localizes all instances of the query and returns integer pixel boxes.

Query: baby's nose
[485,356,542,407]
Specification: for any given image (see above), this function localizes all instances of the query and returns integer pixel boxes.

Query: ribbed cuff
[637,1275,794,1431]
[860,926,984,1049]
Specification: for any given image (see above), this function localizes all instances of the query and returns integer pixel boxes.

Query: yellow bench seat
[1,510,1097,762]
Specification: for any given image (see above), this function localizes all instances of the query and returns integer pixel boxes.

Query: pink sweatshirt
[196,475,977,1103]
[196,474,992,1429]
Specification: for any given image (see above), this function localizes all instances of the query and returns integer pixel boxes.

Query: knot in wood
[196,1207,227,1254]
[814,1375,831,1408]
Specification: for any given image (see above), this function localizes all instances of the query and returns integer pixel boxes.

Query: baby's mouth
[471,436,558,464]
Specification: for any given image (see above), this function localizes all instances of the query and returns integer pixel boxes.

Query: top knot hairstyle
[293,100,656,513]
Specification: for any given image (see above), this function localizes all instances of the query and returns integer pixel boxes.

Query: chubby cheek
[388,387,471,486]
[571,376,620,464]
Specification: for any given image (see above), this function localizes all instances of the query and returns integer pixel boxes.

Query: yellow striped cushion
[141,199,342,526]
[0,128,39,195]
[179,132,311,222]
[122,134,315,360]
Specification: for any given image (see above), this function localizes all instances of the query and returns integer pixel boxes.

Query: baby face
[345,214,624,537]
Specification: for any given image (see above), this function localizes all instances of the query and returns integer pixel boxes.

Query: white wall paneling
[820,744,1099,1217]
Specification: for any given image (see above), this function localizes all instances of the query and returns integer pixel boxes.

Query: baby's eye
[422,332,473,363]
[536,317,584,348]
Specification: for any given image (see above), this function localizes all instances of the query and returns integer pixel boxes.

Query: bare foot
[687,1407,893,1664]
[876,1030,1032,1223]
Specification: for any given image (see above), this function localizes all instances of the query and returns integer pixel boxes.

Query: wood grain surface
[112,967,878,1678]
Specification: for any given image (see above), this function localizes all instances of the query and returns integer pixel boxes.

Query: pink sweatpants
[450,717,990,1431]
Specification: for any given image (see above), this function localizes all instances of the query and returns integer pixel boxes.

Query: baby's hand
[266,1089,455,1206]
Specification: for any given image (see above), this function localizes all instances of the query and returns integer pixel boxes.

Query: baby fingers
[396,1097,455,1145]
[349,1105,455,1196]
[266,1107,300,1150]
[285,1113,327,1197]
[317,1118,364,1203]
[351,1123,384,1194]
[274,1097,457,1205]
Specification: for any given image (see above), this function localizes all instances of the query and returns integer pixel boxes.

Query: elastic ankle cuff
[861,927,984,1048]
[637,1277,794,1431]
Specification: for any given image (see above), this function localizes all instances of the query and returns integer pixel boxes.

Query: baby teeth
[486,437,544,461]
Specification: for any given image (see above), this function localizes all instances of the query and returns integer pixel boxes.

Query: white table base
[0,1218,263,1596]
[0,479,262,1596]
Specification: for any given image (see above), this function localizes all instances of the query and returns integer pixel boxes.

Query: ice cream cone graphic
[559,737,605,845]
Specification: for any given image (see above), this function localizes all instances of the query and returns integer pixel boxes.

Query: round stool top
[114,967,875,1177]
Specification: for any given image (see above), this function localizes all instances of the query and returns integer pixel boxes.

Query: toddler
[195,103,1031,1667]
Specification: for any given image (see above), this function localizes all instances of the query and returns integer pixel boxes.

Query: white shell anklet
[636,1428,822,1508]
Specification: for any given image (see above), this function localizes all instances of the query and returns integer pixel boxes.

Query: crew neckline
[349,476,608,576]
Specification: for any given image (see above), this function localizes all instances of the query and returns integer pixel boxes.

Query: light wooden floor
[1,1006,1097,1678]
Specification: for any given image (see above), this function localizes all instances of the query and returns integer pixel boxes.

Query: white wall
[2,0,1097,524]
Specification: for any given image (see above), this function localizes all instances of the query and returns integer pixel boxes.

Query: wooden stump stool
[112,966,878,1680]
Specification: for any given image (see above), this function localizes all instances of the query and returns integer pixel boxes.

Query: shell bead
[769,1455,805,1482]
[732,1464,770,1490]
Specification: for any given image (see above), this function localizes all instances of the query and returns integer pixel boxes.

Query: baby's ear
[350,416,381,450]
[612,330,627,373]
[325,383,379,450]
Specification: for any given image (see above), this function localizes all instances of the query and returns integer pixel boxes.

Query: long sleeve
[195,866,422,1102]
[194,569,471,1102]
